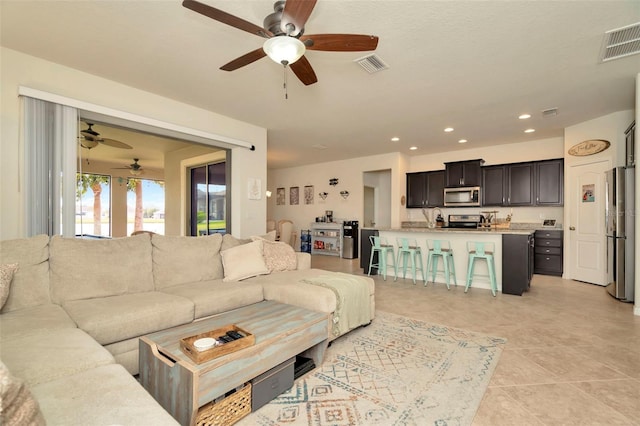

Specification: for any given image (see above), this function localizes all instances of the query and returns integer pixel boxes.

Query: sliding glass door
[190,161,227,236]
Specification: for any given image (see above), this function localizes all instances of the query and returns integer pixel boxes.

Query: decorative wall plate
[568,139,610,156]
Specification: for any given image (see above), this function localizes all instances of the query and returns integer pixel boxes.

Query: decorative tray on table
[180,324,255,364]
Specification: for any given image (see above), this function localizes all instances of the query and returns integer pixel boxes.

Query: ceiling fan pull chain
[283,64,288,100]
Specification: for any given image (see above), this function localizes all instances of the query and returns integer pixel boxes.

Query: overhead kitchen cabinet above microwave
[445,159,484,187]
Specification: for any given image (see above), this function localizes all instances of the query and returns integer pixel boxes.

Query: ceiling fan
[80,123,133,150]
[113,158,145,176]
[182,0,379,86]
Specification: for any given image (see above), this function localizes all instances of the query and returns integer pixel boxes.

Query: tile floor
[311,255,640,425]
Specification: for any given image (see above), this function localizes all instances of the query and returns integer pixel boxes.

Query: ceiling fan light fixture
[81,139,99,149]
[129,168,142,176]
[263,36,305,65]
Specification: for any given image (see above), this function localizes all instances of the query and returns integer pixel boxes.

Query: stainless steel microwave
[444,186,481,206]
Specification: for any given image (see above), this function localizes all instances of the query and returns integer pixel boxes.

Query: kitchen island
[373,226,535,295]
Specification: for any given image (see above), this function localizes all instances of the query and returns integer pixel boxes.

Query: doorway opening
[362,169,392,229]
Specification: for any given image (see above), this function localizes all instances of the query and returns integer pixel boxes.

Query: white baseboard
[634,305,640,316]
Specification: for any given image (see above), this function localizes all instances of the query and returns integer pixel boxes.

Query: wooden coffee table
[139,300,329,426]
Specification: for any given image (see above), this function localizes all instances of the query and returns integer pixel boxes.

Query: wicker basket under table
[196,383,251,426]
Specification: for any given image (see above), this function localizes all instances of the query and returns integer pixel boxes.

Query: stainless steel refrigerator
[605,167,635,302]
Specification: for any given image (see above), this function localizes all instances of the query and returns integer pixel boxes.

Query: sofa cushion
[0,235,50,313]
[255,270,338,313]
[61,291,194,345]
[0,263,18,309]
[0,304,76,342]
[152,234,223,289]
[221,240,270,282]
[31,364,179,426]
[50,234,154,304]
[0,329,114,387]
[161,280,264,319]
[221,233,251,251]
[0,362,46,426]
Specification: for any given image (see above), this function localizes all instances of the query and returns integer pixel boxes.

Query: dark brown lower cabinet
[534,230,563,276]
[502,233,534,296]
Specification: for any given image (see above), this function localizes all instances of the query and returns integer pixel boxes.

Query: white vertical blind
[23,97,77,237]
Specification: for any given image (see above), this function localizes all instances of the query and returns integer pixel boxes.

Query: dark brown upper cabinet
[406,170,445,208]
[445,159,484,187]
[482,165,506,206]
[535,159,564,206]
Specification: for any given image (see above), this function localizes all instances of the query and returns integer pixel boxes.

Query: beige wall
[267,152,407,247]
[0,47,267,239]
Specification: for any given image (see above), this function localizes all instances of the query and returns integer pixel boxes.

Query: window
[127,178,165,235]
[190,162,227,236]
[76,173,111,237]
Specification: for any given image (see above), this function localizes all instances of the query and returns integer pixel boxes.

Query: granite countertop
[383,227,535,235]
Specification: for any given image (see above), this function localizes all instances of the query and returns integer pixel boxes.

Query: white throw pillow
[221,240,270,282]
[0,264,18,309]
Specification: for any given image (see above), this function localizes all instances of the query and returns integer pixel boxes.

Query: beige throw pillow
[0,362,46,426]
[261,240,297,272]
[221,240,270,282]
[0,264,19,309]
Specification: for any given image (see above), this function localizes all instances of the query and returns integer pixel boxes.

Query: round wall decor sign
[568,139,610,156]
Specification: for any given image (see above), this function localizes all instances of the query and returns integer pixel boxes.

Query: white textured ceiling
[2,1,639,169]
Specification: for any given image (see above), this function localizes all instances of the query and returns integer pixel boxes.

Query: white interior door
[568,159,610,285]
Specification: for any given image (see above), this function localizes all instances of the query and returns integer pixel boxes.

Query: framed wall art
[290,186,299,205]
[304,185,314,204]
[276,187,285,205]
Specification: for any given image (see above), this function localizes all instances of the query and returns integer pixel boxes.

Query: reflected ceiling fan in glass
[80,123,133,150]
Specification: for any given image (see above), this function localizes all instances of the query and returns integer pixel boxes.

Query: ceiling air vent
[600,22,640,62]
[354,54,389,73]
[542,108,558,118]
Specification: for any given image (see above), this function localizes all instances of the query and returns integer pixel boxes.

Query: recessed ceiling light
[458,139,467,143]
[444,127,454,132]
[409,146,418,150]
[524,128,535,133]
[391,137,400,142]
[518,114,531,119]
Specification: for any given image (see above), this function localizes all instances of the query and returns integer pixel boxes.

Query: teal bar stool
[368,236,397,281]
[396,238,424,284]
[465,242,498,296]
[425,240,456,289]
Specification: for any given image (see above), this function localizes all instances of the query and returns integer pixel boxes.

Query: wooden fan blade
[290,56,318,86]
[280,0,317,37]
[182,0,272,38]
[100,138,133,149]
[301,34,379,51]
[220,48,267,71]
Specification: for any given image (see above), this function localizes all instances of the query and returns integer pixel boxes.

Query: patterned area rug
[239,311,506,426]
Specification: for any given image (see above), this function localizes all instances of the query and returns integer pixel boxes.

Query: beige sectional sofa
[0,233,375,426]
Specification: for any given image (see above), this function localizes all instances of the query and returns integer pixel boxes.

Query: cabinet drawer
[536,238,562,248]
[535,246,562,255]
[535,254,562,271]
[536,230,562,239]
